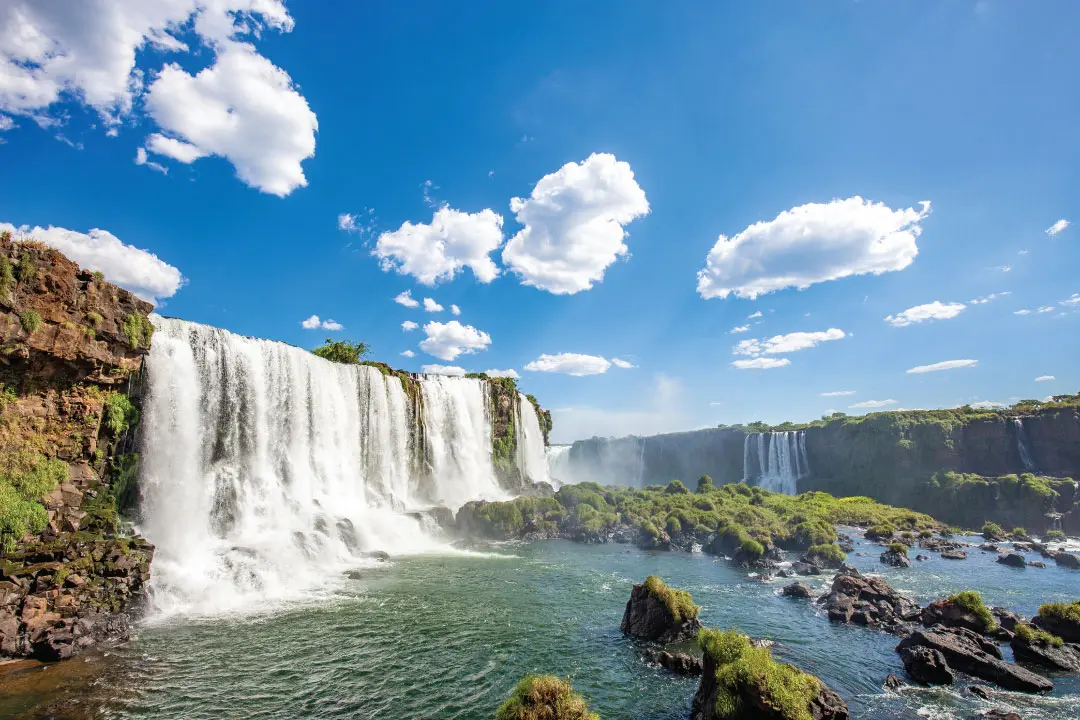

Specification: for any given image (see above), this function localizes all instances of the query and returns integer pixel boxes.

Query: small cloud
[135,147,168,174]
[322,319,343,331]
[885,301,966,327]
[850,399,898,409]
[709,401,723,406]
[1018,249,1028,255]
[968,292,1010,305]
[422,179,440,207]
[729,325,750,334]
[394,290,420,308]
[300,315,342,331]
[484,368,519,378]
[731,357,791,370]
[338,213,357,232]
[422,364,467,376]
[1014,309,1031,316]
[611,358,636,369]
[451,304,461,316]
[423,297,444,312]
[1046,219,1069,236]
[747,311,762,319]
[401,350,416,358]
[1035,375,1055,382]
[1037,306,1055,314]
[525,353,611,376]
[1061,293,1080,307]
[401,320,418,332]
[820,390,856,397]
[998,265,1012,273]
[906,359,978,374]
[488,170,495,177]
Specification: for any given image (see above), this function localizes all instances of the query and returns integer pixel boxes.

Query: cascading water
[741,431,808,495]
[546,445,572,487]
[139,317,505,617]
[516,393,553,486]
[1013,418,1037,473]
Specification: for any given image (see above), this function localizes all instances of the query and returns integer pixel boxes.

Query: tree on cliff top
[311,339,370,365]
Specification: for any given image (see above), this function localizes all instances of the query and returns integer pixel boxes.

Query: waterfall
[546,445,571,487]
[138,317,505,616]
[516,393,552,486]
[742,431,807,495]
[1013,418,1037,473]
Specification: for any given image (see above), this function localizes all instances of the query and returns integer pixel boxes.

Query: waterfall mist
[742,431,807,495]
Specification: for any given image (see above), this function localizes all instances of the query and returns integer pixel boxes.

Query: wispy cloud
[850,399,898,409]
[821,390,856,397]
[729,325,750,334]
[1046,218,1069,236]
[1035,375,1055,382]
[885,301,966,327]
[906,359,978,374]
[731,357,791,370]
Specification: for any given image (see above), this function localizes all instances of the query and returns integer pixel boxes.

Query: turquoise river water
[1,532,1078,719]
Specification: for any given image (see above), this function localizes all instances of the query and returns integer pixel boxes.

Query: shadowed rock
[897,629,1053,694]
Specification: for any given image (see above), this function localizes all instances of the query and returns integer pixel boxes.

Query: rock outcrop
[819,571,919,632]
[898,645,955,685]
[643,648,703,675]
[896,629,1053,693]
[921,598,993,634]
[1011,629,1080,672]
[620,577,702,643]
[1031,602,1080,643]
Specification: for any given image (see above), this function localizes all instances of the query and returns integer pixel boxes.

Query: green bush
[805,543,845,568]
[92,270,105,283]
[311,338,369,364]
[1014,622,1063,648]
[664,479,690,495]
[949,590,996,632]
[866,523,895,539]
[698,628,820,720]
[122,312,154,349]
[17,252,36,283]
[887,542,908,555]
[0,450,69,552]
[981,521,1005,540]
[496,675,598,720]
[1037,601,1080,626]
[643,575,699,623]
[103,392,139,435]
[86,310,104,328]
[696,475,714,493]
[19,310,42,333]
[1045,529,1066,542]
[739,538,765,560]
[0,255,14,299]
[1010,527,1027,539]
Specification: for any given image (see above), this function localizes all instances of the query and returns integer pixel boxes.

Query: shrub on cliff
[311,338,370,364]
[1037,601,1080,625]
[0,450,69,551]
[644,575,700,623]
[496,675,598,720]
[1045,529,1066,542]
[887,542,908,555]
[103,392,139,435]
[806,543,845,568]
[121,312,154,349]
[738,538,765,561]
[698,628,821,720]
[0,255,14,300]
[664,479,690,495]
[865,523,895,540]
[697,475,714,493]
[19,310,42,333]
[948,590,996,632]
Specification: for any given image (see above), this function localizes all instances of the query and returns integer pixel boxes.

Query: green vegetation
[948,590,996,632]
[122,312,154,349]
[664,479,690,495]
[19,310,42,333]
[17,252,36,283]
[92,270,105,283]
[698,628,820,720]
[1010,527,1027,539]
[0,450,69,552]
[739,538,765,560]
[0,383,17,411]
[643,575,699,623]
[496,675,599,720]
[1014,622,1063,648]
[1045,530,1066,542]
[886,542,908,555]
[805,543,846,568]
[103,392,138,435]
[981,521,1005,541]
[865,523,895,539]
[696,475,714,493]
[0,255,14,300]
[311,338,370,364]
[86,310,104,328]
[1036,601,1080,625]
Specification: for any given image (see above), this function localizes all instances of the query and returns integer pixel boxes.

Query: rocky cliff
[0,232,154,661]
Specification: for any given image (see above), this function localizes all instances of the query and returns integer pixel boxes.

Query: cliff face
[565,429,744,488]
[0,234,154,661]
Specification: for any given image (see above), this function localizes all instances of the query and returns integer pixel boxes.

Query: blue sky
[1,0,1077,443]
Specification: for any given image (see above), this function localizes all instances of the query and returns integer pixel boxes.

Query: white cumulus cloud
[1035,375,1055,382]
[821,390,856,397]
[730,325,750,334]
[525,353,612,376]
[374,206,504,285]
[484,368,519,378]
[697,196,930,300]
[450,304,461,316]
[300,315,342,331]
[401,320,418,332]
[0,221,182,303]
[419,321,491,361]
[502,153,649,295]
[731,357,791,370]
[850,399,898,409]
[394,290,419,308]
[338,213,358,232]
[401,350,415,358]
[1037,306,1055,314]
[906,359,978,374]
[734,328,846,357]
[1060,293,1080,307]
[611,358,636,369]
[1046,219,1069,236]
[422,364,466,376]
[423,297,443,313]
[885,301,966,327]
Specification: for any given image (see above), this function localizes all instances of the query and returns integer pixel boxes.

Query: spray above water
[139,318,510,617]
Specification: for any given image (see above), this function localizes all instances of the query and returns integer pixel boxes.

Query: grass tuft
[948,590,997,632]
[643,575,699,623]
[496,675,599,720]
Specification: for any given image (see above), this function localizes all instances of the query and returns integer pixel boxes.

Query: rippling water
[2,534,1078,719]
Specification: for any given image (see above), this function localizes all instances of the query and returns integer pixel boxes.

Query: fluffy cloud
[374,206,504,285]
[524,353,611,376]
[885,301,966,327]
[0,1,315,196]
[1,221,182,303]
[821,390,856,397]
[1037,306,1055,314]
[401,350,415,358]
[419,321,491,361]
[611,358,636,369]
[850,399,898,409]
[729,325,750,334]
[451,304,461,316]
[1014,309,1031,316]
[394,290,419,308]
[401,320,418,332]
[484,368,519,378]
[1035,375,1055,382]
[300,315,342,331]
[338,213,358,232]
[502,153,649,295]
[906,359,978,374]
[422,364,466,376]
[734,329,846,357]
[969,292,1010,305]
[697,197,930,299]
[1046,219,1069,236]
[423,297,443,313]
[1061,293,1080,307]
[731,357,791,370]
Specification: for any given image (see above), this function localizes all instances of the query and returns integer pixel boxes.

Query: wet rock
[883,674,904,691]
[919,537,966,553]
[643,648,703,675]
[1011,633,1080,672]
[915,554,930,561]
[896,629,1053,694]
[898,645,955,685]
[782,582,813,599]
[941,550,968,560]
[1028,560,1046,568]
[620,581,702,644]
[967,685,992,700]
[981,711,1022,720]
[790,561,822,576]
[996,553,1026,568]
[820,572,919,633]
[921,598,993,634]
[362,550,391,562]
[1052,552,1080,569]
[343,570,363,580]
[1032,606,1080,643]
[979,543,999,552]
[880,549,911,568]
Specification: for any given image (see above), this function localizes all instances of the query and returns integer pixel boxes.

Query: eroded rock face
[897,629,1053,694]
[819,571,919,632]
[898,645,955,685]
[1052,552,1080,569]
[1032,608,1080,643]
[1011,634,1080,672]
[620,583,702,643]
[782,582,813,599]
[880,549,911,568]
[921,599,992,634]
[643,648,703,675]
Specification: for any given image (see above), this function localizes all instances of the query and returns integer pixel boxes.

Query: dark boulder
[896,629,1053,693]
[620,579,702,643]
[898,645,955,685]
[1032,604,1080,643]
[967,685,992,700]
[883,674,904,691]
[820,572,919,633]
[991,608,1023,633]
[1052,552,1080,569]
[1011,633,1080,672]
[782,582,813,599]
[996,553,1026,568]
[880,548,911,568]
[981,711,1022,720]
[643,648,703,675]
[941,550,968,560]
[921,598,993,634]
[790,561,822,576]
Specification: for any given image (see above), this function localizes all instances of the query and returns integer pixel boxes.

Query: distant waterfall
[516,393,552,486]
[1013,418,1037,473]
[139,317,507,616]
[546,445,571,487]
[742,431,808,495]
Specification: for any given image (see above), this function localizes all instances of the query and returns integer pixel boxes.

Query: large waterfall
[516,393,553,487]
[1013,418,1037,473]
[546,445,572,487]
[742,431,808,495]
[138,318,511,616]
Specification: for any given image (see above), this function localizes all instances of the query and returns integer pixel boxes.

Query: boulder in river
[691,628,849,720]
[621,576,703,643]
[1052,552,1080,569]
[880,545,911,568]
[996,553,1026,568]
[1031,601,1080,643]
[898,645,955,685]
[921,592,996,634]
[896,628,1053,694]
[1011,623,1080,672]
[643,648,703,675]
[781,582,813,599]
[819,571,919,632]
[941,550,967,560]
